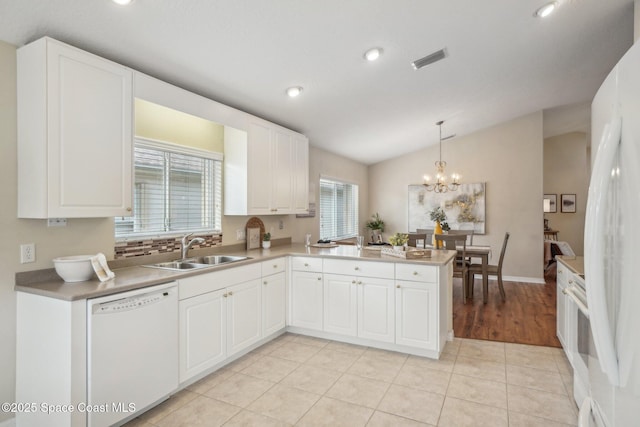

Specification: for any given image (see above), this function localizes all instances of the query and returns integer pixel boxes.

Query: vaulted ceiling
[0,0,634,164]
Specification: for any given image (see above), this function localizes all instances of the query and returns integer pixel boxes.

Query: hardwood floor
[452,267,561,347]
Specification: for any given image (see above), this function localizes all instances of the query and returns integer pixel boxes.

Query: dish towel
[91,253,115,282]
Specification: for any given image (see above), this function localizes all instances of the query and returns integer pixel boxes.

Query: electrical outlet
[20,243,35,263]
[236,229,246,240]
[278,220,284,230]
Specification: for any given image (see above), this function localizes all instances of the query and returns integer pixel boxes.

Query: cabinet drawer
[395,263,438,283]
[323,259,394,279]
[179,263,261,300]
[291,256,323,272]
[262,257,286,276]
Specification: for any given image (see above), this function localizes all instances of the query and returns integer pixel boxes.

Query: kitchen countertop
[15,244,457,301]
[557,255,584,276]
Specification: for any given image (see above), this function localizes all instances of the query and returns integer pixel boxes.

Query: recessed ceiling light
[534,1,557,18]
[286,86,303,97]
[112,0,133,5]
[364,47,383,61]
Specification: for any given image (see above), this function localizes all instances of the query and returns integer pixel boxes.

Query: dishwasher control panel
[92,286,174,314]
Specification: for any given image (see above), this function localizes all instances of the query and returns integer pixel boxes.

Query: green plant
[441,221,451,232]
[365,213,385,231]
[263,232,271,241]
[429,207,447,224]
[388,233,409,246]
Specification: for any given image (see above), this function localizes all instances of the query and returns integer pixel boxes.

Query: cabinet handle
[562,288,568,295]
[352,280,356,284]
[304,263,309,267]
[396,284,401,288]
[354,267,360,271]
[413,271,418,276]
[264,281,268,285]
[228,291,233,296]
[317,277,321,281]
[568,279,573,284]
[126,207,132,212]
[357,281,362,285]
[223,293,228,298]
[273,264,278,268]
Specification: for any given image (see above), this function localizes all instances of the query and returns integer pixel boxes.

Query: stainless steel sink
[184,255,250,265]
[143,255,251,271]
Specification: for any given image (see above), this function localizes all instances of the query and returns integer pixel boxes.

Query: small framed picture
[561,194,576,213]
[543,194,557,213]
[246,227,261,250]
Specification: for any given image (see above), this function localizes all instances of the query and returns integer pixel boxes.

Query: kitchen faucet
[181,233,206,260]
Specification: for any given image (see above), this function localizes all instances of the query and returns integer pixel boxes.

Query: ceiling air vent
[411,48,448,70]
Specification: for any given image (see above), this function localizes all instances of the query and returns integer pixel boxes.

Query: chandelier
[423,120,460,193]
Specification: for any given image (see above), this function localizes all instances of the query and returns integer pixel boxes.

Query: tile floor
[124,334,577,427]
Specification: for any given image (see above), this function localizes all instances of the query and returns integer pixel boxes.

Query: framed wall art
[408,183,486,234]
[544,194,557,213]
[561,194,576,213]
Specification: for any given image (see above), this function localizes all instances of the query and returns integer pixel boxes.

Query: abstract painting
[408,183,486,234]
[544,193,557,213]
[561,194,576,213]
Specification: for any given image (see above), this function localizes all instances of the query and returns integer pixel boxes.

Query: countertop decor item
[246,217,265,249]
[388,233,409,249]
[365,212,385,243]
[53,255,96,282]
[262,232,271,249]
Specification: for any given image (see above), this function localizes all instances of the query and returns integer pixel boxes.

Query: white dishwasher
[87,282,178,427]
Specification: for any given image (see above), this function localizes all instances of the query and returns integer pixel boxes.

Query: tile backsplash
[114,233,223,259]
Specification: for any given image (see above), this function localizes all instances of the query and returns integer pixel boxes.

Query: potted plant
[365,212,385,243]
[262,232,271,249]
[388,233,409,250]
[429,207,448,247]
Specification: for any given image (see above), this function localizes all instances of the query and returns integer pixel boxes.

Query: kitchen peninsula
[15,244,455,427]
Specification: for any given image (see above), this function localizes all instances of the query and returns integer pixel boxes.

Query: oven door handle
[564,286,590,318]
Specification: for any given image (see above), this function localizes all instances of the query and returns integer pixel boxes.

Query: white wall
[368,112,545,282]
[544,132,589,255]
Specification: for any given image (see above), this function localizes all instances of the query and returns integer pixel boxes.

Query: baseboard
[0,417,16,427]
[477,274,545,284]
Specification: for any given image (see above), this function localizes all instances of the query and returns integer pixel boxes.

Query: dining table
[425,243,492,303]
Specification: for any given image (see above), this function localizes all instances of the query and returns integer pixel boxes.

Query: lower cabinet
[226,279,263,357]
[290,270,323,330]
[179,289,227,381]
[323,273,394,343]
[395,280,438,350]
[262,271,287,336]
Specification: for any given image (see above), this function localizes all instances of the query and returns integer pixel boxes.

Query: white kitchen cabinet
[179,289,226,382]
[262,272,286,337]
[226,279,263,357]
[323,273,358,336]
[290,270,324,330]
[358,278,395,343]
[224,120,309,215]
[395,280,438,350]
[556,262,569,351]
[17,37,133,218]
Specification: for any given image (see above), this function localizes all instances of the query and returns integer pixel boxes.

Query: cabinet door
[262,272,286,336]
[395,280,438,350]
[292,134,309,214]
[179,289,226,382]
[290,271,323,330]
[227,279,262,357]
[272,129,293,213]
[47,41,132,217]
[247,122,273,215]
[323,274,357,337]
[358,277,395,343]
[556,264,568,350]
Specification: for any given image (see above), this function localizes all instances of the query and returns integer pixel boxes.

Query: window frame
[115,137,223,241]
[318,176,359,241]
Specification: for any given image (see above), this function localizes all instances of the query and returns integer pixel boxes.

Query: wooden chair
[408,233,427,248]
[469,232,510,303]
[434,234,471,303]
[447,229,474,245]
[416,228,434,246]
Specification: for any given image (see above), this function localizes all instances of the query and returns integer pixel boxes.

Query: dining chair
[468,232,510,303]
[434,234,471,303]
[447,229,474,245]
[417,228,434,246]
[408,233,427,248]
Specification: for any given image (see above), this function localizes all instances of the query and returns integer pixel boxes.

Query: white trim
[319,174,358,186]
[135,136,223,161]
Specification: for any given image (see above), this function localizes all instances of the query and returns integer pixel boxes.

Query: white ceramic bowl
[53,255,95,282]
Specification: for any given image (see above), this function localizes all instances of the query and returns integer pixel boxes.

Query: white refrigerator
[584,40,640,426]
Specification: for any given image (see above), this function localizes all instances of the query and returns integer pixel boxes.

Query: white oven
[564,274,590,406]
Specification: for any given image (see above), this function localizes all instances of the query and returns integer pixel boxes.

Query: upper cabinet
[17,37,133,218]
[224,120,309,215]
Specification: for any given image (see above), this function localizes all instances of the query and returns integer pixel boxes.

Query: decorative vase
[371,229,382,243]
[392,245,404,251]
[262,241,271,249]
[433,221,443,248]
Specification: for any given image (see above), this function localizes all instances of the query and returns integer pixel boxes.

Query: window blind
[115,142,222,239]
[319,178,359,240]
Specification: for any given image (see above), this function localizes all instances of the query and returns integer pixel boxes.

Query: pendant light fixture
[423,120,460,193]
